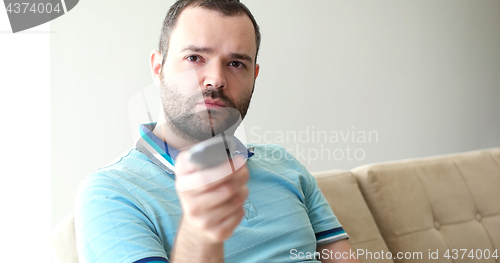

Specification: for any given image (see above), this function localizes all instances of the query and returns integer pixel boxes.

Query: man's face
[160,7,259,142]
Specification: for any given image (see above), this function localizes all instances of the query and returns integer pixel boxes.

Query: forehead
[168,6,257,59]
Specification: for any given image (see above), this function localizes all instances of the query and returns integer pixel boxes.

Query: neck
[152,120,199,152]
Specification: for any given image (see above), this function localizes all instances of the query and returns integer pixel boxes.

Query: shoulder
[246,143,312,183]
[76,148,172,203]
[95,148,154,177]
[246,143,318,201]
[247,143,296,163]
[74,150,170,263]
[247,143,303,170]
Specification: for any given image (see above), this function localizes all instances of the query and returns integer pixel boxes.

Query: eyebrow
[181,45,253,64]
[229,53,253,64]
[181,45,214,54]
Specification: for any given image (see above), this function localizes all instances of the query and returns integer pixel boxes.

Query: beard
[160,75,253,142]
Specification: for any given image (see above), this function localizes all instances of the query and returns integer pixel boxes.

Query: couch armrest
[313,170,394,263]
[50,213,79,263]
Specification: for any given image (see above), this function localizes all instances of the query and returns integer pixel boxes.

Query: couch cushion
[50,213,79,263]
[313,170,394,263]
[352,148,500,263]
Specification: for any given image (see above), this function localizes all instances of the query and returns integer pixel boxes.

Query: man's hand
[176,153,249,242]
[171,152,249,263]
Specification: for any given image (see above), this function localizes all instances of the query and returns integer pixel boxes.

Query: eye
[229,61,245,68]
[185,55,201,62]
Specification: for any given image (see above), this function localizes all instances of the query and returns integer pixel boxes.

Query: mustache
[200,88,237,109]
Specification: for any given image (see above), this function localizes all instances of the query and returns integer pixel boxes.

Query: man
[74,0,359,262]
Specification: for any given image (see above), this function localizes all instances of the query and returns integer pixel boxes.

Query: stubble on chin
[159,73,252,143]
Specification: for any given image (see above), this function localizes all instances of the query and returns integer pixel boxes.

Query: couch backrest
[313,170,394,263]
[352,148,500,263]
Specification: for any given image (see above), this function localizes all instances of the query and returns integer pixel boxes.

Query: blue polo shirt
[74,124,348,263]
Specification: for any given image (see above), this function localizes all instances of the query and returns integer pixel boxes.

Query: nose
[202,61,227,90]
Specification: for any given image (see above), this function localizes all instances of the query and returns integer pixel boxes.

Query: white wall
[1,14,51,263]
[51,0,500,226]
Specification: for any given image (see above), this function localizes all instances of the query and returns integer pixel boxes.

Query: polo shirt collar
[135,123,253,175]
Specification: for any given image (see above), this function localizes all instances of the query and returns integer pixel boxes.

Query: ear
[150,50,163,86]
[254,63,260,79]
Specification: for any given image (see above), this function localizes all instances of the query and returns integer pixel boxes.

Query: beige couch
[313,147,500,263]
[51,148,500,262]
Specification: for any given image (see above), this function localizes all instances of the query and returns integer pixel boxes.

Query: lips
[199,98,226,108]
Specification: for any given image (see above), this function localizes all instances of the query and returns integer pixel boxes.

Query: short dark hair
[158,0,261,67]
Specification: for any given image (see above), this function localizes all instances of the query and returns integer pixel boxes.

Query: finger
[187,181,249,217]
[174,151,199,175]
[214,164,249,198]
[196,185,248,230]
[176,157,247,193]
[175,148,247,176]
[231,155,247,172]
[211,206,246,241]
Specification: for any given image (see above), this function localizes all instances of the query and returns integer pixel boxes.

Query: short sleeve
[74,173,169,263]
[299,163,350,246]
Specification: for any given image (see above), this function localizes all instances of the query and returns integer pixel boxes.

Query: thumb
[174,151,198,176]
